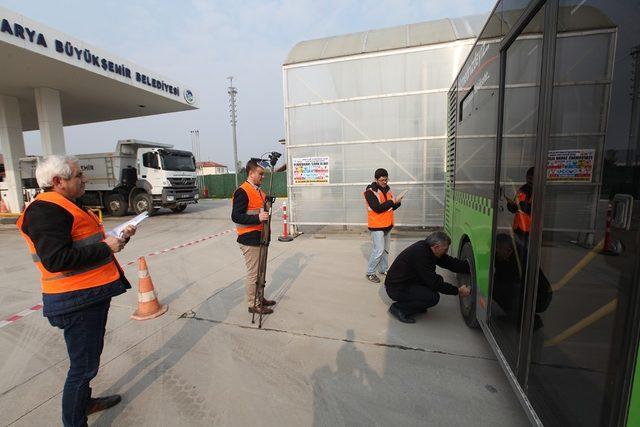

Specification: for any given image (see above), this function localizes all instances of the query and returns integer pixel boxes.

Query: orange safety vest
[365,188,394,229]
[16,191,121,294]
[233,181,266,235]
[512,190,532,233]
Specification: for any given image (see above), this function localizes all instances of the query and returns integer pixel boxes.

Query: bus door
[490,1,640,425]
[489,1,547,385]
[523,1,640,425]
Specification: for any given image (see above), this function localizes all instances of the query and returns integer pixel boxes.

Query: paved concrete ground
[0,199,528,426]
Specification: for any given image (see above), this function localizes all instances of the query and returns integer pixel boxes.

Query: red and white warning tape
[0,304,43,329]
[1,227,237,330]
[1,205,285,330]
[122,228,234,266]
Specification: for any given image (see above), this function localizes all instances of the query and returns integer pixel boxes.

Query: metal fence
[199,172,287,199]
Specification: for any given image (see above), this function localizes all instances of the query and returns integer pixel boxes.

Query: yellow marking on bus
[543,298,617,347]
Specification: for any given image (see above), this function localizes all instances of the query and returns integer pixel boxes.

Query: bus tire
[458,241,480,329]
[105,193,128,217]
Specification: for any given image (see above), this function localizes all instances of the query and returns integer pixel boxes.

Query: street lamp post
[228,76,239,188]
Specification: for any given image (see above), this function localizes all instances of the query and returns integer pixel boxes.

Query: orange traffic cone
[131,257,168,321]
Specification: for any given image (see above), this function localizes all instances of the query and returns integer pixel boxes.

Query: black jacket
[364,182,401,232]
[231,184,263,246]
[21,199,130,317]
[385,240,469,295]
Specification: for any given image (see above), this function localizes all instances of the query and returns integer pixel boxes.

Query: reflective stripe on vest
[233,181,266,235]
[17,191,121,294]
[365,188,394,229]
[512,191,532,233]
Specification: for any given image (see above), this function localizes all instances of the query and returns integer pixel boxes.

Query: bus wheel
[458,241,479,329]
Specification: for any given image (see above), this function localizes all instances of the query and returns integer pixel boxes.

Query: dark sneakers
[86,395,122,415]
[389,305,416,324]
[261,298,276,306]
[366,274,381,283]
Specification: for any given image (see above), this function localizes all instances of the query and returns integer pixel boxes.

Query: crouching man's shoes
[389,305,415,324]
[86,394,122,415]
[248,306,274,315]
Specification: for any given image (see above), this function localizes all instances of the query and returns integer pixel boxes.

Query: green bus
[445,0,640,425]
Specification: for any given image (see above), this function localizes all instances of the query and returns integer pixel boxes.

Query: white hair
[35,155,78,189]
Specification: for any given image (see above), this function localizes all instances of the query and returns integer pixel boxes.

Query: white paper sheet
[106,212,149,238]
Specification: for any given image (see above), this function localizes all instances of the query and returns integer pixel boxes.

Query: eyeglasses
[64,172,83,180]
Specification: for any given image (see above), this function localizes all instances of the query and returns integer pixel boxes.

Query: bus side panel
[450,191,493,318]
[628,350,640,426]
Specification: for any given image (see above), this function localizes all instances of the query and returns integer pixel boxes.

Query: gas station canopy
[0,5,199,213]
[0,6,199,130]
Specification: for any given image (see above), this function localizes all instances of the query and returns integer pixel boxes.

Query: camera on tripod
[251,152,281,170]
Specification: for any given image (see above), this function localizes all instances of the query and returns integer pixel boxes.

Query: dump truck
[20,139,199,216]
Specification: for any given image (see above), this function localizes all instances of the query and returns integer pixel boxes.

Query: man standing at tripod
[232,159,276,314]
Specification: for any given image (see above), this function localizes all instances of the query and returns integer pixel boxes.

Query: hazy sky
[1,0,494,168]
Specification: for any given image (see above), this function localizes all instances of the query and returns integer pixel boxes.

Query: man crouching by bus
[17,155,135,427]
[385,231,471,323]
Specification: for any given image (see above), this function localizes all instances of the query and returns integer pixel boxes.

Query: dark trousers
[48,299,111,427]
[386,284,440,315]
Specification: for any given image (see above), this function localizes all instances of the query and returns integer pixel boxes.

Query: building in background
[282,15,487,229]
[196,161,228,175]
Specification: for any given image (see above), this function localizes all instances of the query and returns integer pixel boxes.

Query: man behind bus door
[506,167,533,246]
[231,159,277,314]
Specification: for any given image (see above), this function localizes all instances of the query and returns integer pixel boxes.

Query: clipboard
[397,189,409,199]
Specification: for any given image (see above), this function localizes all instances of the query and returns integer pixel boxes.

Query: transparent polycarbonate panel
[288,92,447,145]
[288,138,445,227]
[288,139,445,186]
[289,183,444,227]
[286,44,473,105]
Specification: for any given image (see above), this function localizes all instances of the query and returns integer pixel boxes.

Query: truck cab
[136,147,199,213]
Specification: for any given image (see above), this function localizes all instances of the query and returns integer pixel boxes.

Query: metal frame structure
[283,34,482,231]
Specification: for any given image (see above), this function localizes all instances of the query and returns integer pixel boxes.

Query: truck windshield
[161,153,196,171]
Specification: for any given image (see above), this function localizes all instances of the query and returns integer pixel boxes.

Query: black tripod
[252,151,281,328]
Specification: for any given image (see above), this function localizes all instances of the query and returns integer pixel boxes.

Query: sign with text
[0,6,196,104]
[293,157,330,184]
[547,149,595,182]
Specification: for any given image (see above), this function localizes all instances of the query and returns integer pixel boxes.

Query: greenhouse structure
[282,14,487,228]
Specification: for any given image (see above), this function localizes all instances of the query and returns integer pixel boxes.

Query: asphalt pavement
[0,199,528,426]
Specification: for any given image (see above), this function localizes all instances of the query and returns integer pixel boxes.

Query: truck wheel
[171,204,187,213]
[105,194,128,217]
[132,193,154,215]
[458,241,480,329]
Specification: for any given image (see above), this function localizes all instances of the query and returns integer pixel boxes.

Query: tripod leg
[258,284,264,328]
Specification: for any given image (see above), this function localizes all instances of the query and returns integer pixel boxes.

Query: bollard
[278,201,294,242]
